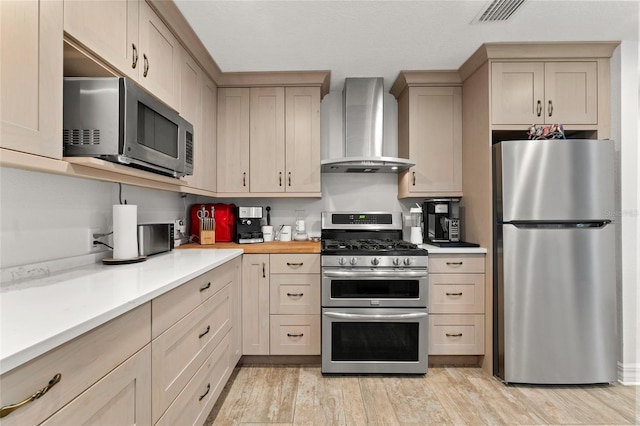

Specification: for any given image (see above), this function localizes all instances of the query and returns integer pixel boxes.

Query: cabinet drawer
[152,284,232,423]
[270,274,320,315]
[156,333,232,426]
[152,257,240,338]
[429,273,484,314]
[0,303,150,426]
[40,345,151,426]
[270,254,320,274]
[429,254,485,273]
[270,315,320,355]
[428,314,484,355]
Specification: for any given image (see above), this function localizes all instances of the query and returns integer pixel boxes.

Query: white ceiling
[174,0,639,92]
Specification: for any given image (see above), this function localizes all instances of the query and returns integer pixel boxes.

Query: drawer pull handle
[279,171,283,186]
[143,53,149,77]
[446,261,463,266]
[287,333,304,338]
[286,262,304,267]
[446,333,463,337]
[131,43,138,69]
[548,100,553,117]
[0,373,62,418]
[446,292,463,296]
[262,262,266,278]
[536,100,542,117]
[199,325,211,339]
[243,172,247,187]
[412,171,416,186]
[288,172,292,186]
[199,383,210,401]
[199,282,211,292]
[287,292,304,297]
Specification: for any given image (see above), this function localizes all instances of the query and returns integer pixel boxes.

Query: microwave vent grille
[185,138,193,165]
[63,129,101,146]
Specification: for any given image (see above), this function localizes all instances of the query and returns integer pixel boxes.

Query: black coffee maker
[423,198,460,243]
[235,206,264,244]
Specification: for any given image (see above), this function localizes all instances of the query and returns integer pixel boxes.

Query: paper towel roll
[113,205,138,259]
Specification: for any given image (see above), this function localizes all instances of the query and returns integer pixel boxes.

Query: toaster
[138,223,174,256]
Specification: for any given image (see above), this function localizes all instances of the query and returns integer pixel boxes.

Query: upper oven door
[322,267,428,308]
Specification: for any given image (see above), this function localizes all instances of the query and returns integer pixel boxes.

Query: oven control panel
[322,255,429,268]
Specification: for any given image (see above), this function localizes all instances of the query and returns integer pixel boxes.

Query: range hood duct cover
[321,77,414,173]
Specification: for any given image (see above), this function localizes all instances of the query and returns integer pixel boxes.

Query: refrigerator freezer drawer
[498,223,617,384]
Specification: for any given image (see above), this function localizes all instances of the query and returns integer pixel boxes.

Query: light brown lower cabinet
[428,253,486,355]
[0,258,242,426]
[243,253,321,356]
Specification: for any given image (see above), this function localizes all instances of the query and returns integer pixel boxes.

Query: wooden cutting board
[178,240,321,254]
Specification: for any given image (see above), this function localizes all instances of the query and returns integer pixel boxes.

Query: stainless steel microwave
[63,77,193,178]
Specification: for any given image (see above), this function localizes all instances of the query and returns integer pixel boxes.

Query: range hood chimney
[321,77,414,173]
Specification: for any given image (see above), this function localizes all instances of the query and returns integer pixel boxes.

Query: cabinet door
[544,62,598,124]
[406,87,462,194]
[138,0,180,109]
[40,346,151,426]
[1,0,62,158]
[250,87,286,192]
[217,88,250,192]
[285,87,321,192]
[241,254,270,354]
[63,0,139,80]
[491,62,545,125]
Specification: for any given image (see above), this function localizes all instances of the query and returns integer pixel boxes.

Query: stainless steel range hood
[321,78,414,173]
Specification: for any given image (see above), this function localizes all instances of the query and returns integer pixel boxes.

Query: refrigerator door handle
[502,220,611,229]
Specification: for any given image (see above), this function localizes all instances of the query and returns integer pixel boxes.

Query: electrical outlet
[88,227,101,252]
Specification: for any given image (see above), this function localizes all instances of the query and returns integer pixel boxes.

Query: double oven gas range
[321,211,429,375]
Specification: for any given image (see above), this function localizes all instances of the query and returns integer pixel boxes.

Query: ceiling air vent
[473,0,526,23]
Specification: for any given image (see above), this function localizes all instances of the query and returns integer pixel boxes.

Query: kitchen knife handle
[199,384,210,401]
[446,292,463,296]
[288,172,291,186]
[143,54,149,77]
[287,333,304,338]
[286,292,304,297]
[199,282,211,292]
[536,100,542,117]
[548,100,553,117]
[279,172,283,186]
[243,172,246,187]
[412,171,416,186]
[262,262,266,278]
[446,333,463,337]
[199,325,210,339]
[0,373,62,419]
[131,44,138,69]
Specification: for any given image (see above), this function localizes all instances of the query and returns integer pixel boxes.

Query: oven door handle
[323,270,428,279]
[324,312,428,320]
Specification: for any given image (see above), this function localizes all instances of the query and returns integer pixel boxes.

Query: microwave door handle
[324,312,428,320]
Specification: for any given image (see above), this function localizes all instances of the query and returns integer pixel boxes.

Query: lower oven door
[322,308,428,374]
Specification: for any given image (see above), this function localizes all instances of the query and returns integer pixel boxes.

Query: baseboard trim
[617,361,640,385]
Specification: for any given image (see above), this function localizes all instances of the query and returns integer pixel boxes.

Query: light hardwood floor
[205,365,638,425]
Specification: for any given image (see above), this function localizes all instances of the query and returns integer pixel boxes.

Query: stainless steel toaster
[138,223,174,256]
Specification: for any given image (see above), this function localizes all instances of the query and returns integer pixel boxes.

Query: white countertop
[420,244,487,254]
[0,249,242,375]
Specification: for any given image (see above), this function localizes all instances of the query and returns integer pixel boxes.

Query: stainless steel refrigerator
[493,139,617,384]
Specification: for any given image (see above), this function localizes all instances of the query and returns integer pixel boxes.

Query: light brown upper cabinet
[64,0,180,109]
[491,61,598,125]
[1,0,63,159]
[396,86,463,198]
[217,86,321,196]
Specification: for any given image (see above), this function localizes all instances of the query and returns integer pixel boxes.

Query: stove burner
[322,238,421,253]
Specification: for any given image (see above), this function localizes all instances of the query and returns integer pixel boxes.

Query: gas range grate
[322,238,421,253]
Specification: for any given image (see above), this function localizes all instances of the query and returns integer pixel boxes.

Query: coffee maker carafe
[423,198,460,243]
[235,206,264,244]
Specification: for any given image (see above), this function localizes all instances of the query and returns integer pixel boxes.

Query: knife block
[199,218,215,245]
